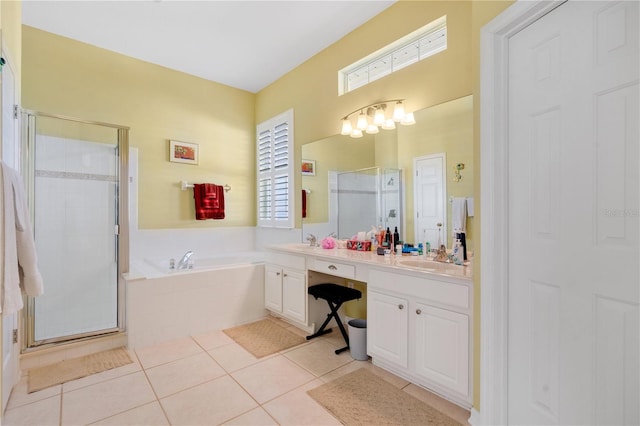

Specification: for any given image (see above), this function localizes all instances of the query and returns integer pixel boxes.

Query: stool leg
[306,312,334,340]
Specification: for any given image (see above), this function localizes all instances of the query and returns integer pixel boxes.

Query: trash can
[348,319,367,360]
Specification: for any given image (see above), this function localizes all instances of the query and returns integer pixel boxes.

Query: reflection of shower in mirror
[388,209,397,218]
[387,177,394,186]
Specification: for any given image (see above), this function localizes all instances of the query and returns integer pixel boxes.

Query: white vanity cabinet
[264,252,307,325]
[367,269,472,406]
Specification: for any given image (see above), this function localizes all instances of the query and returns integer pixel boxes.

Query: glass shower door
[26,114,125,345]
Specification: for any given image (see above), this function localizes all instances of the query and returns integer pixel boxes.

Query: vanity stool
[306,283,362,355]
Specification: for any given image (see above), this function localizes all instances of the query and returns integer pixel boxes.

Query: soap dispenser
[452,238,463,265]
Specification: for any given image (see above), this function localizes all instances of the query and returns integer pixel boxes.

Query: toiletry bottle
[384,227,391,248]
[393,226,400,248]
[418,243,423,255]
[453,239,463,265]
[425,242,431,256]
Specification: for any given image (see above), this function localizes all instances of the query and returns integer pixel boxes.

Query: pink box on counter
[347,240,371,251]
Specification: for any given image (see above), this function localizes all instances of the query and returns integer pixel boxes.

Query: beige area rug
[308,368,463,426]
[223,318,306,358]
[28,347,133,393]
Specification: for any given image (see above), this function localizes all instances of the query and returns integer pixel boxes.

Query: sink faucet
[176,250,194,269]
[306,234,317,247]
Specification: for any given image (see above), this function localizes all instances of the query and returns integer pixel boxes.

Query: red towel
[193,183,225,220]
[302,189,307,218]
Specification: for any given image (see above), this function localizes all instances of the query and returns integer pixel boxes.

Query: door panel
[508,1,639,424]
[414,154,446,248]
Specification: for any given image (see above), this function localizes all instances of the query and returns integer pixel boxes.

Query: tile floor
[4,317,470,425]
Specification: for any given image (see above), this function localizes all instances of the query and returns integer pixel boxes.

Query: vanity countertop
[265,243,472,282]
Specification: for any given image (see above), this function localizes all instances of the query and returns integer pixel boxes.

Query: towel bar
[180,181,231,192]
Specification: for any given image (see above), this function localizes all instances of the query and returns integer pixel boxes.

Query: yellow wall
[22,26,256,229]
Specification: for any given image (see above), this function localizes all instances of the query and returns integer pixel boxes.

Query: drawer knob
[283,273,288,277]
[398,304,404,310]
[328,265,338,270]
[276,272,281,276]
[416,309,422,315]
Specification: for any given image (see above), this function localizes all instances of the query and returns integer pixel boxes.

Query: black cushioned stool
[306,283,362,355]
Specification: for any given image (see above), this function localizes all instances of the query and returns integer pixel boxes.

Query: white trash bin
[348,319,367,361]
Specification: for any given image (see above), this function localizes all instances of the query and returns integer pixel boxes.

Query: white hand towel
[451,197,467,236]
[466,197,475,217]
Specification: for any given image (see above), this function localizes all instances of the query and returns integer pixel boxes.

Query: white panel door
[1,52,20,412]
[508,1,639,424]
[264,265,283,313]
[413,303,469,397]
[282,269,306,323]
[414,154,446,248]
[367,290,409,368]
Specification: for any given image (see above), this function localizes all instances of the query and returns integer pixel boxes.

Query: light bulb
[350,129,363,138]
[373,107,385,126]
[400,111,415,125]
[341,119,352,135]
[392,101,405,122]
[356,111,368,130]
[381,119,396,130]
[365,123,379,134]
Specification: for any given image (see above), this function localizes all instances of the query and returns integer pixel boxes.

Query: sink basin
[396,259,439,270]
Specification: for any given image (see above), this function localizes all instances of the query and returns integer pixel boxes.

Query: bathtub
[126,252,267,349]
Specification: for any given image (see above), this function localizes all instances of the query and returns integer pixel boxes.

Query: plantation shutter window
[257,109,294,228]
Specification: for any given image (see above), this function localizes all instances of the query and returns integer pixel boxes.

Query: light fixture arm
[340,99,406,120]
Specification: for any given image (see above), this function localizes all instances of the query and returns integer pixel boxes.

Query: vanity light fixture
[340,100,416,138]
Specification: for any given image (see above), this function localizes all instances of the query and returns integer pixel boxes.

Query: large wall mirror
[302,95,474,253]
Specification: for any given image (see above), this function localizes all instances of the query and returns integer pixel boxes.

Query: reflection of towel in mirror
[451,197,467,236]
[1,161,44,315]
[302,189,307,218]
[194,183,225,220]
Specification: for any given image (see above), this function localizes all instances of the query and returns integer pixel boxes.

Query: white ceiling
[22,1,396,93]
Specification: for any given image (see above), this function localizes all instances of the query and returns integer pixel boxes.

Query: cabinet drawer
[311,259,355,279]
[265,252,306,270]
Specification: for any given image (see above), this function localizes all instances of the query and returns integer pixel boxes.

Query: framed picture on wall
[301,159,316,176]
[169,140,199,164]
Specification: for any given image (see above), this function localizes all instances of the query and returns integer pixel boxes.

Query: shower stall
[336,167,403,240]
[22,112,129,348]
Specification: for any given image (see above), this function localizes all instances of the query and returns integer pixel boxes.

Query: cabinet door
[282,269,306,323]
[265,265,283,313]
[414,302,469,396]
[367,290,409,368]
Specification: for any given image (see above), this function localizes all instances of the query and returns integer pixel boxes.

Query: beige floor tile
[2,395,60,426]
[146,352,226,398]
[63,351,142,392]
[160,375,257,425]
[403,383,471,425]
[318,358,370,383]
[223,407,278,425]
[61,371,156,425]
[263,379,342,426]
[231,355,315,404]
[135,337,203,369]
[90,401,169,425]
[6,376,61,410]
[192,329,234,350]
[207,342,264,372]
[283,339,353,377]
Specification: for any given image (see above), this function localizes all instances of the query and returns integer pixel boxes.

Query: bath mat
[223,319,306,358]
[28,347,133,393]
[308,368,463,426]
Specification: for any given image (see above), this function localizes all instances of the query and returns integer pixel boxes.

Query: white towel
[1,162,44,315]
[451,197,467,236]
[466,197,475,217]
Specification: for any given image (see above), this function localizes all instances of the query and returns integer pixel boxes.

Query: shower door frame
[21,111,130,349]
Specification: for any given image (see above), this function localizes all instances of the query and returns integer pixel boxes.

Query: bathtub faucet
[176,251,194,269]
